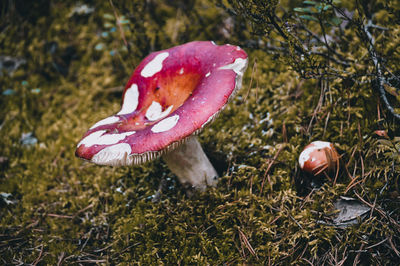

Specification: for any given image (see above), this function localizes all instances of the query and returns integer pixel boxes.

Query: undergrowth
[0,0,399,264]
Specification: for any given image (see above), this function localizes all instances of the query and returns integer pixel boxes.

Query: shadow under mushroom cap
[76,41,248,166]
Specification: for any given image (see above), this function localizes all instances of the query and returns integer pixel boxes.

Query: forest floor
[1,0,399,264]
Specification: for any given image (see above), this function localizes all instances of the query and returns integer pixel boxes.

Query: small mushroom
[76,41,248,191]
[374,130,389,139]
[298,141,339,177]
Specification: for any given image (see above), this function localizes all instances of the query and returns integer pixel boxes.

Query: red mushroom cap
[76,41,248,166]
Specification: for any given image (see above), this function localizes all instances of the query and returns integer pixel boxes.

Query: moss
[0,0,399,264]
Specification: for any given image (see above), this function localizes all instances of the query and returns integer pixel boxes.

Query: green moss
[0,0,399,264]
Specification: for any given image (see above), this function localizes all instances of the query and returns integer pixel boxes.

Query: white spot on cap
[92,143,133,166]
[211,41,216,45]
[151,115,179,133]
[89,116,119,129]
[298,141,332,168]
[77,130,135,148]
[145,101,173,121]
[118,83,139,115]
[219,58,248,76]
[179,68,184,74]
[205,72,211,77]
[141,52,169,78]
[236,46,241,51]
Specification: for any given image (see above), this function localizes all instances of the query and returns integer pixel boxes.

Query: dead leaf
[333,196,370,227]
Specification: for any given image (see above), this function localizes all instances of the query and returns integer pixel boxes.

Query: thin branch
[362,20,400,121]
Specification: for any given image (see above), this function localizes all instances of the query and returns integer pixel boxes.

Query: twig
[365,237,388,250]
[344,177,362,194]
[32,244,44,265]
[352,243,365,266]
[362,20,400,121]
[243,59,257,103]
[388,236,400,257]
[307,80,325,134]
[57,252,65,266]
[289,214,303,229]
[354,191,400,231]
[333,152,340,186]
[47,213,74,219]
[73,203,94,219]
[47,203,94,219]
[299,24,352,67]
[109,0,129,50]
[74,259,107,263]
[16,220,39,235]
[80,228,93,252]
[238,229,258,259]
[300,189,315,209]
[260,146,284,194]
[94,243,114,253]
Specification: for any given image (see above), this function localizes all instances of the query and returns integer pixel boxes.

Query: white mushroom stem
[162,136,218,191]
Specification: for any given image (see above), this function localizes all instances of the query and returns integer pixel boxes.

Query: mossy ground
[1,0,399,264]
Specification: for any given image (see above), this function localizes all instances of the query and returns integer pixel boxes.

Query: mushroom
[374,130,389,139]
[298,141,339,177]
[76,41,248,190]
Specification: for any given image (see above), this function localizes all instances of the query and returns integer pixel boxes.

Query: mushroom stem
[163,136,218,191]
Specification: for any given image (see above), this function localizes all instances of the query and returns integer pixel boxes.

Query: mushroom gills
[162,136,218,191]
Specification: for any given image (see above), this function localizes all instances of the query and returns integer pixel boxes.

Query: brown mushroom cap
[298,141,339,176]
